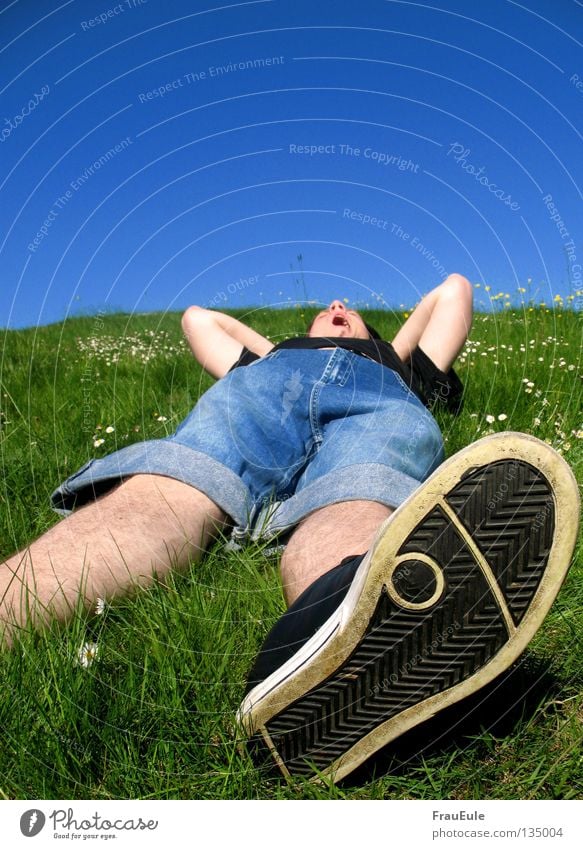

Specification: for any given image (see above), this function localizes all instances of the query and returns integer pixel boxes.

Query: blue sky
[0,0,581,328]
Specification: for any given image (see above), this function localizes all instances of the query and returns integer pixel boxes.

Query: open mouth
[332,315,348,327]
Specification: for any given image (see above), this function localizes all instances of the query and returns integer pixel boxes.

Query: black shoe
[245,554,364,694]
[238,433,580,782]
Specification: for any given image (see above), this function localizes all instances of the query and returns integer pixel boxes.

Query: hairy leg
[391,273,473,372]
[0,474,226,646]
[280,500,392,605]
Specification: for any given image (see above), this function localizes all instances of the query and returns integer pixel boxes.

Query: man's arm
[181,306,274,379]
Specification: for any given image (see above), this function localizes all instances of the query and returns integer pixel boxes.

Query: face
[307,300,370,339]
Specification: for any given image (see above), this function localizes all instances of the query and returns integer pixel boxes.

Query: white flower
[77,642,99,668]
[95,598,105,616]
[105,426,115,433]
[156,415,168,422]
[93,438,105,447]
[497,414,508,421]
[534,417,541,427]
[485,414,495,424]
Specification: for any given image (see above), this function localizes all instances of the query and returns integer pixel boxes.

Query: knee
[443,273,473,306]
[181,305,208,336]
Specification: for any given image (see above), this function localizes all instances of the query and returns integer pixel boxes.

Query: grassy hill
[0,304,581,799]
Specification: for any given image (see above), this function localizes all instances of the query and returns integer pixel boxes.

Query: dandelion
[77,642,99,668]
[93,438,105,447]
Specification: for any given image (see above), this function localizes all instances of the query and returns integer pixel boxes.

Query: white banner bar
[1,799,581,847]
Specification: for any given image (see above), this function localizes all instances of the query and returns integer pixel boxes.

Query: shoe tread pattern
[445,460,554,625]
[265,508,508,775]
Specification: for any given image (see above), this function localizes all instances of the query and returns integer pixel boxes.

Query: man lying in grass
[1,274,579,782]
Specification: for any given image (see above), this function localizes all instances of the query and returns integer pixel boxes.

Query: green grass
[0,303,581,800]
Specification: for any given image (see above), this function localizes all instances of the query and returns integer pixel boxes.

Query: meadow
[0,297,581,800]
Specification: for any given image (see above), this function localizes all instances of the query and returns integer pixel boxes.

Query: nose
[328,300,346,313]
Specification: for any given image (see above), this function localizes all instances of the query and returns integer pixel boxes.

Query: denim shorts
[51,348,445,539]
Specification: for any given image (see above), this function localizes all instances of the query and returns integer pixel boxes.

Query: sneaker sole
[237,432,580,782]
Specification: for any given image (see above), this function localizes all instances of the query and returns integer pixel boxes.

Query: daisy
[77,642,99,668]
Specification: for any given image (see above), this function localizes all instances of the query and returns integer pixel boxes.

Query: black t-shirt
[229,336,464,414]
